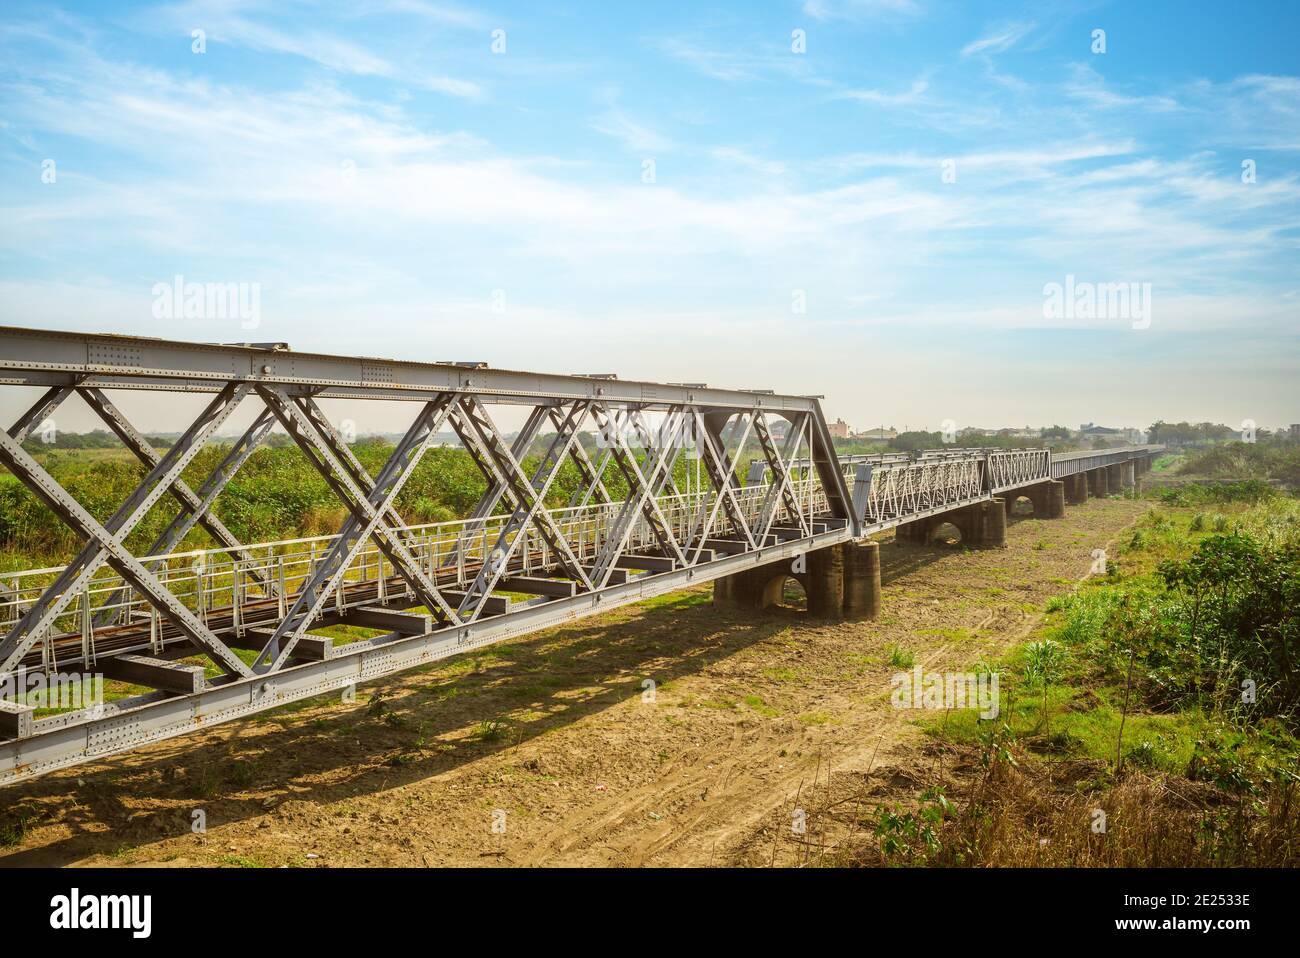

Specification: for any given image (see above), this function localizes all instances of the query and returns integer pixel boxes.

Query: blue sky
[1,0,1297,434]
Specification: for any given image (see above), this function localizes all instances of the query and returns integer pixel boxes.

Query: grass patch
[887,644,914,669]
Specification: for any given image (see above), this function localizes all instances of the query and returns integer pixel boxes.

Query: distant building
[828,418,850,439]
[854,427,897,441]
[1078,423,1145,446]
[1289,424,1300,440]
[1080,422,1120,437]
[998,426,1040,439]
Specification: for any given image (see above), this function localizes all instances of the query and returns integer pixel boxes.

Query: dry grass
[803,737,1300,868]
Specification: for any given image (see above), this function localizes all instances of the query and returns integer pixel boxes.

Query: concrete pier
[1002,479,1066,519]
[1065,472,1089,505]
[1087,466,1109,498]
[842,541,881,621]
[806,542,844,618]
[714,539,881,622]
[984,496,1007,547]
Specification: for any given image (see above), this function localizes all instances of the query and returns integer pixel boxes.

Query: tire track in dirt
[518,500,1151,867]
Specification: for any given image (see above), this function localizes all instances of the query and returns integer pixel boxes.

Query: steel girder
[0,325,823,414]
[986,449,1051,493]
[0,386,256,678]
[455,399,591,616]
[1050,445,1162,479]
[7,386,75,443]
[858,456,985,526]
[251,387,463,669]
[447,396,595,591]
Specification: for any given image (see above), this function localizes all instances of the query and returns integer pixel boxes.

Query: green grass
[473,718,509,742]
[762,666,799,683]
[924,492,1300,784]
[930,683,1209,773]
[915,627,971,642]
[219,854,269,868]
[887,644,914,668]
[699,698,738,710]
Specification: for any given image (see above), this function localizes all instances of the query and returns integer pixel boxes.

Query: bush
[1157,480,1276,507]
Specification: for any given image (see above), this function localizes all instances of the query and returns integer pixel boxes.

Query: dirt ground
[0,497,1148,868]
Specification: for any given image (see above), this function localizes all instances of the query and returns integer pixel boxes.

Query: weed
[887,644,914,669]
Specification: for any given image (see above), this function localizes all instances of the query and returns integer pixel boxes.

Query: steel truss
[0,326,855,782]
[1051,445,1161,479]
[856,456,986,525]
[0,325,1160,784]
[986,449,1051,493]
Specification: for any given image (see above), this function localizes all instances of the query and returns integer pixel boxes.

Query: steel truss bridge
[0,327,1161,784]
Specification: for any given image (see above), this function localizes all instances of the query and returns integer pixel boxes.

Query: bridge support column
[1106,463,1123,492]
[956,503,986,546]
[984,497,1007,547]
[842,541,881,621]
[1121,461,1135,490]
[713,559,803,610]
[1005,481,1064,519]
[896,518,928,544]
[807,543,845,619]
[713,544,846,617]
[1088,467,1108,498]
[1066,473,1089,505]
[1043,479,1066,518]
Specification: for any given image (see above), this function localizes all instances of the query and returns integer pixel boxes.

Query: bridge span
[0,326,1161,784]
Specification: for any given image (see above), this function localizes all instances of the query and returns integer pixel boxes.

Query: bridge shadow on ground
[0,591,808,867]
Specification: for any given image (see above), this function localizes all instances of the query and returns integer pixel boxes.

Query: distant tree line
[21,429,174,453]
[1146,420,1300,446]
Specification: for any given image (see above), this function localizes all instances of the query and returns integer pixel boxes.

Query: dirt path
[0,498,1147,868]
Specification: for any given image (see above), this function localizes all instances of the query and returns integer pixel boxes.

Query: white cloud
[838,77,929,106]
[708,147,786,176]
[591,106,674,153]
[654,37,822,85]
[961,22,1033,58]
[803,0,923,22]
[148,0,483,97]
[1065,63,1181,112]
